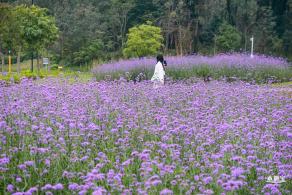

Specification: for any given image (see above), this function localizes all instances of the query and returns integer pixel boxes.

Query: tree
[123,23,163,58]
[4,0,290,63]
[110,0,135,48]
[230,0,258,51]
[0,4,27,74]
[11,7,28,74]
[215,22,241,52]
[0,3,12,73]
[15,5,58,72]
[158,0,195,55]
[283,0,292,57]
[73,39,104,66]
[253,6,278,53]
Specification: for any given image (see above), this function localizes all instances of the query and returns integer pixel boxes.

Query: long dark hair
[157,54,167,66]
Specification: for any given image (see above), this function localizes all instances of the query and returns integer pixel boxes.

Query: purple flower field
[93,53,290,74]
[0,79,291,194]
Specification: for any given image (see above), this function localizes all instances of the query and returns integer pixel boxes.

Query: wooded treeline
[1,0,291,66]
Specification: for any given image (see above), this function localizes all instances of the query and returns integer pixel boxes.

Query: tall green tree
[73,39,105,66]
[216,22,241,52]
[15,5,58,72]
[282,0,292,57]
[254,6,279,53]
[11,7,28,74]
[123,23,163,58]
[0,3,11,73]
[232,0,258,51]
[0,3,25,74]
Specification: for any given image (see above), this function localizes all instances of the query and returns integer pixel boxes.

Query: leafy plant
[215,22,241,52]
[123,22,163,58]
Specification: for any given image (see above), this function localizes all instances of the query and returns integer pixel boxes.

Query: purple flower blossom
[53,183,64,190]
[203,176,213,185]
[17,164,26,170]
[7,184,14,192]
[92,187,107,195]
[231,167,245,178]
[194,175,200,181]
[16,177,22,183]
[41,184,54,191]
[27,187,38,194]
[0,157,10,166]
[24,161,34,167]
[160,188,173,195]
[68,183,80,191]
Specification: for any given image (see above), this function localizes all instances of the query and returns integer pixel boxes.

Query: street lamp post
[250,36,254,58]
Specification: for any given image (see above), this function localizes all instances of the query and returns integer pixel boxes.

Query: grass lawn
[0,60,93,83]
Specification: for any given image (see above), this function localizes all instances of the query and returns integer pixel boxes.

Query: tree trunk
[179,25,183,56]
[189,39,193,54]
[170,34,174,50]
[175,34,180,56]
[165,33,170,52]
[194,20,199,53]
[37,52,40,74]
[17,50,21,74]
[0,48,4,74]
[61,33,64,60]
[1,53,4,74]
[226,0,233,24]
[244,29,247,52]
[214,36,217,55]
[165,12,172,53]
[31,51,34,72]
[121,14,128,47]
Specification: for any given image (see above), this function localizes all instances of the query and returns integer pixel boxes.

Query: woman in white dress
[151,54,167,89]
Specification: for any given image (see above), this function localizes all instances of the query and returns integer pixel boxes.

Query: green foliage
[21,70,40,79]
[123,23,163,58]
[254,6,279,54]
[216,22,241,52]
[0,4,59,73]
[73,39,104,65]
[283,0,292,58]
[0,74,20,84]
[0,69,93,85]
[2,0,290,64]
[14,5,58,52]
[0,3,16,52]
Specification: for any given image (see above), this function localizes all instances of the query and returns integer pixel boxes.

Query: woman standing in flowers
[151,54,167,88]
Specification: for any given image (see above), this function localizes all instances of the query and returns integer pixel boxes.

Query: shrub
[215,22,241,52]
[123,22,163,58]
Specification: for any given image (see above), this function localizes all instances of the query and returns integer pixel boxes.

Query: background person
[151,54,166,88]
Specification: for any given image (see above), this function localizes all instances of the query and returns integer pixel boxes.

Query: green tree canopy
[15,5,58,52]
[73,39,105,65]
[13,5,59,71]
[216,22,241,52]
[0,3,13,52]
[123,23,163,58]
[2,0,291,63]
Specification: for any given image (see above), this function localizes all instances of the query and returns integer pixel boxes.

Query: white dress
[151,61,165,88]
